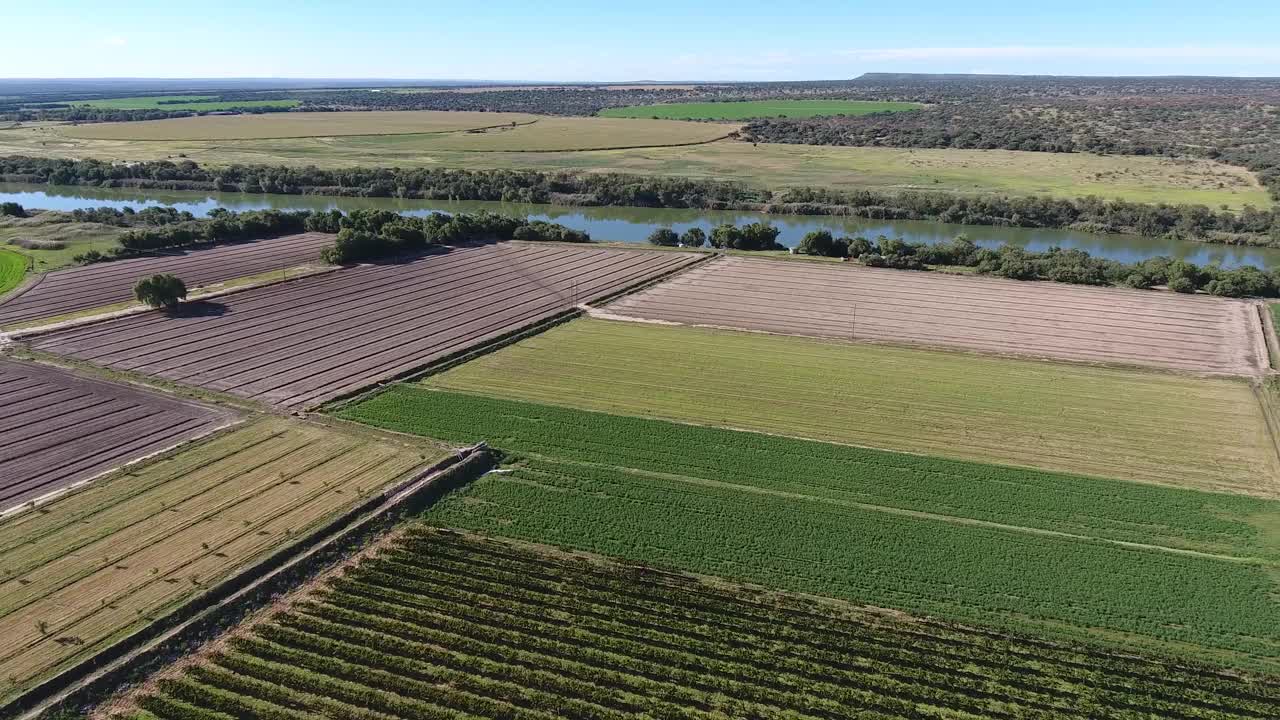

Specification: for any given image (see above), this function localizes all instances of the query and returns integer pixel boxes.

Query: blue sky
[4,0,1280,80]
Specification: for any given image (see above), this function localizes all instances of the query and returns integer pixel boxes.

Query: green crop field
[0,248,25,296]
[338,388,1280,669]
[115,528,1280,719]
[0,213,127,272]
[418,319,1280,497]
[600,99,924,119]
[73,95,299,111]
[2,122,1266,208]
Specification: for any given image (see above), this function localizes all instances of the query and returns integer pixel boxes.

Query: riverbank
[4,183,1280,269]
[0,156,1275,246]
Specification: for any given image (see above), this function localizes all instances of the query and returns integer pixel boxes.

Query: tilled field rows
[124,529,1280,720]
[0,417,438,697]
[607,257,1268,375]
[0,358,235,510]
[32,243,699,409]
[0,232,334,327]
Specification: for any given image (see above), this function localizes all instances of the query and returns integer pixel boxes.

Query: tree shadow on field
[164,300,228,318]
[356,244,459,267]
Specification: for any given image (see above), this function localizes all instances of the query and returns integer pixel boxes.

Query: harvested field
[30,243,700,409]
[117,528,1280,719]
[607,256,1267,375]
[0,417,440,702]
[59,111,543,141]
[0,232,334,327]
[0,358,234,510]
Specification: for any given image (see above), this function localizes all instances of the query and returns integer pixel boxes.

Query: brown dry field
[59,110,543,141]
[0,358,235,511]
[0,232,334,327]
[29,243,701,409]
[0,416,439,699]
[606,257,1269,375]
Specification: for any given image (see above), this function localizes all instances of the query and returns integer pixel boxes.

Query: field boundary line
[1,442,496,719]
[550,459,1275,565]
[1259,302,1280,371]
[5,347,271,417]
[62,118,543,143]
[318,250,713,414]
[0,416,247,520]
[3,263,339,338]
[454,132,737,154]
[0,268,46,306]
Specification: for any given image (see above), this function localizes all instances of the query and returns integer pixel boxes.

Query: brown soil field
[606,257,1268,375]
[0,232,334,327]
[59,110,544,141]
[29,243,700,409]
[0,417,440,700]
[0,358,235,511]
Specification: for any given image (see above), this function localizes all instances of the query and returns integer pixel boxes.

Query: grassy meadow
[339,388,1280,670]
[419,318,1280,496]
[0,248,25,296]
[1,120,1265,207]
[0,213,126,272]
[600,99,924,119]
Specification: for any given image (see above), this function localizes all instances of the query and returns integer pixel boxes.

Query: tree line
[3,156,1277,246]
[792,229,1279,298]
[313,209,589,264]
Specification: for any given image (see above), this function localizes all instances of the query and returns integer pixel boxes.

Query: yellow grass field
[422,318,1280,496]
[0,417,443,700]
[0,120,1265,207]
[56,111,731,148]
[59,110,545,141]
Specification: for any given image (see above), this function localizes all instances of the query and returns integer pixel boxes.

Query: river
[3,183,1277,268]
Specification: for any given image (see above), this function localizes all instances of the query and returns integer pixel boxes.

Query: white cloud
[103,36,127,47]
[840,46,1280,63]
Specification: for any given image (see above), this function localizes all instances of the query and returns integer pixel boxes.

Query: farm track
[0,358,235,510]
[30,243,700,409]
[122,529,1280,720]
[607,256,1267,375]
[0,232,334,327]
[0,417,435,698]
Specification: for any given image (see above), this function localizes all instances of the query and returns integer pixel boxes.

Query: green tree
[134,274,187,308]
[646,228,680,246]
[680,228,706,248]
[796,230,835,256]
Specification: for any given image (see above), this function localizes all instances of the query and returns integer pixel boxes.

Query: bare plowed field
[0,417,440,701]
[31,243,699,409]
[0,232,334,327]
[607,257,1267,374]
[0,358,234,510]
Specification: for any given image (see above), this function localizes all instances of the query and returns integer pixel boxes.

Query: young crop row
[339,387,1280,562]
[426,457,1280,665]
[124,531,1280,720]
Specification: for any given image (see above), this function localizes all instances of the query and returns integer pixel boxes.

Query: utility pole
[850,303,857,342]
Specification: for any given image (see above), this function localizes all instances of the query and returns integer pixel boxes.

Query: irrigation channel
[3,183,1279,268]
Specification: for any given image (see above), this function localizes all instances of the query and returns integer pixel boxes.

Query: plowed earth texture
[0,232,334,327]
[607,256,1268,375]
[0,358,234,510]
[29,243,700,408]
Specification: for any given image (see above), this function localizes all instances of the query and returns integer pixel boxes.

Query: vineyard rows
[121,529,1280,720]
[340,387,1280,670]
